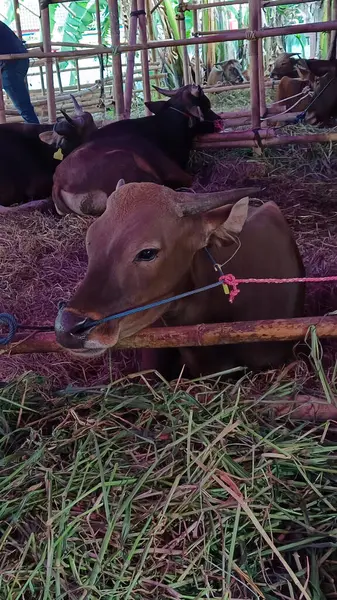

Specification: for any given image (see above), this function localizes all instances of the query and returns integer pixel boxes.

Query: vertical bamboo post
[248,0,261,131]
[75,58,81,90]
[95,0,102,45]
[177,10,190,85]
[12,0,23,40]
[55,60,63,92]
[124,0,138,118]
[41,6,56,122]
[258,2,266,117]
[327,0,332,53]
[146,0,159,94]
[333,0,337,58]
[193,9,201,84]
[138,0,152,115]
[108,0,125,119]
[39,65,46,95]
[0,72,6,124]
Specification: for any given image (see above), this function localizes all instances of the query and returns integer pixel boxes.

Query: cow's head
[55,181,258,354]
[270,53,299,80]
[146,84,221,132]
[305,73,337,125]
[295,59,317,83]
[39,95,97,157]
[220,59,245,84]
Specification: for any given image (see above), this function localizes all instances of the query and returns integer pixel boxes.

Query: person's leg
[2,59,39,124]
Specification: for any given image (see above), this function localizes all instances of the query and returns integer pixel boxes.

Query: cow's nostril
[55,308,94,349]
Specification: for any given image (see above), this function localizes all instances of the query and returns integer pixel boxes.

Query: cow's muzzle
[55,306,96,351]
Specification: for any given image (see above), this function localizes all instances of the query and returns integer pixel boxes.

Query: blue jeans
[2,58,39,124]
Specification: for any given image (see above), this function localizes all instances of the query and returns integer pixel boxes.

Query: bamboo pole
[197,128,276,141]
[0,72,6,124]
[258,2,267,117]
[193,10,201,84]
[249,0,261,130]
[138,0,152,114]
[327,0,332,52]
[75,59,81,91]
[333,0,337,58]
[108,0,125,119]
[95,0,102,45]
[4,316,337,355]
[186,0,319,8]
[55,60,63,93]
[40,6,56,122]
[195,131,337,148]
[2,20,337,63]
[177,10,191,85]
[124,0,138,118]
[12,0,23,39]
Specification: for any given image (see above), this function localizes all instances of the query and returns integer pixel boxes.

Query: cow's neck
[152,111,194,166]
[162,247,223,327]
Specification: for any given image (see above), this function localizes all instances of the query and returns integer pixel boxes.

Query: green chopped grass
[0,359,337,600]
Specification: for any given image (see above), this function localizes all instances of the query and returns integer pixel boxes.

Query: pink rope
[220,274,337,304]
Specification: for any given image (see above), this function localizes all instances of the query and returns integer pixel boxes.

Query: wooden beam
[4,316,337,355]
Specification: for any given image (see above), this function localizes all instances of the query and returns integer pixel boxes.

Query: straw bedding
[0,145,336,387]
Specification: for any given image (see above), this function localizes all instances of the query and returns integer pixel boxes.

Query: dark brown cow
[270,53,299,79]
[55,182,305,379]
[51,84,221,216]
[271,54,337,80]
[305,72,337,125]
[0,95,98,214]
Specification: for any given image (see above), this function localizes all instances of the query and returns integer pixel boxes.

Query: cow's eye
[134,248,159,262]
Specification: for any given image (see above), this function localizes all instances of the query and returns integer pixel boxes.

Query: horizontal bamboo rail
[195,131,337,148]
[3,316,336,356]
[1,20,337,64]
[203,80,276,93]
[184,0,319,8]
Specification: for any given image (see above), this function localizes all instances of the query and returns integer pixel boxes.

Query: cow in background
[51,84,222,217]
[207,60,246,86]
[0,95,98,213]
[55,181,305,379]
[270,53,300,79]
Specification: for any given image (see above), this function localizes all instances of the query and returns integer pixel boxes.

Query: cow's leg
[0,198,54,214]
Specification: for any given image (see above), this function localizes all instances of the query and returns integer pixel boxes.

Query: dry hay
[1,145,336,388]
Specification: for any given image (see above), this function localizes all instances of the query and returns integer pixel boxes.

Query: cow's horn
[176,187,260,216]
[116,179,125,190]
[70,94,84,115]
[152,85,177,97]
[60,108,75,126]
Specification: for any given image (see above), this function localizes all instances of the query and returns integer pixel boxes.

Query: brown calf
[55,182,305,379]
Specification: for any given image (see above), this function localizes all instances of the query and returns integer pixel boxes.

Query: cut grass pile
[0,365,337,600]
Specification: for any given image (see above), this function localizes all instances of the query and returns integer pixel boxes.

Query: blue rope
[0,313,18,345]
[79,279,224,332]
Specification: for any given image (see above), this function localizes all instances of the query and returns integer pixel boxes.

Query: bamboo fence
[1,0,337,143]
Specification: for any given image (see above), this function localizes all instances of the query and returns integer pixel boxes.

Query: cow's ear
[203,197,250,245]
[144,100,167,114]
[39,131,55,145]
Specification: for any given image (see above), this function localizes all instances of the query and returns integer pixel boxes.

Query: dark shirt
[0,22,28,69]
